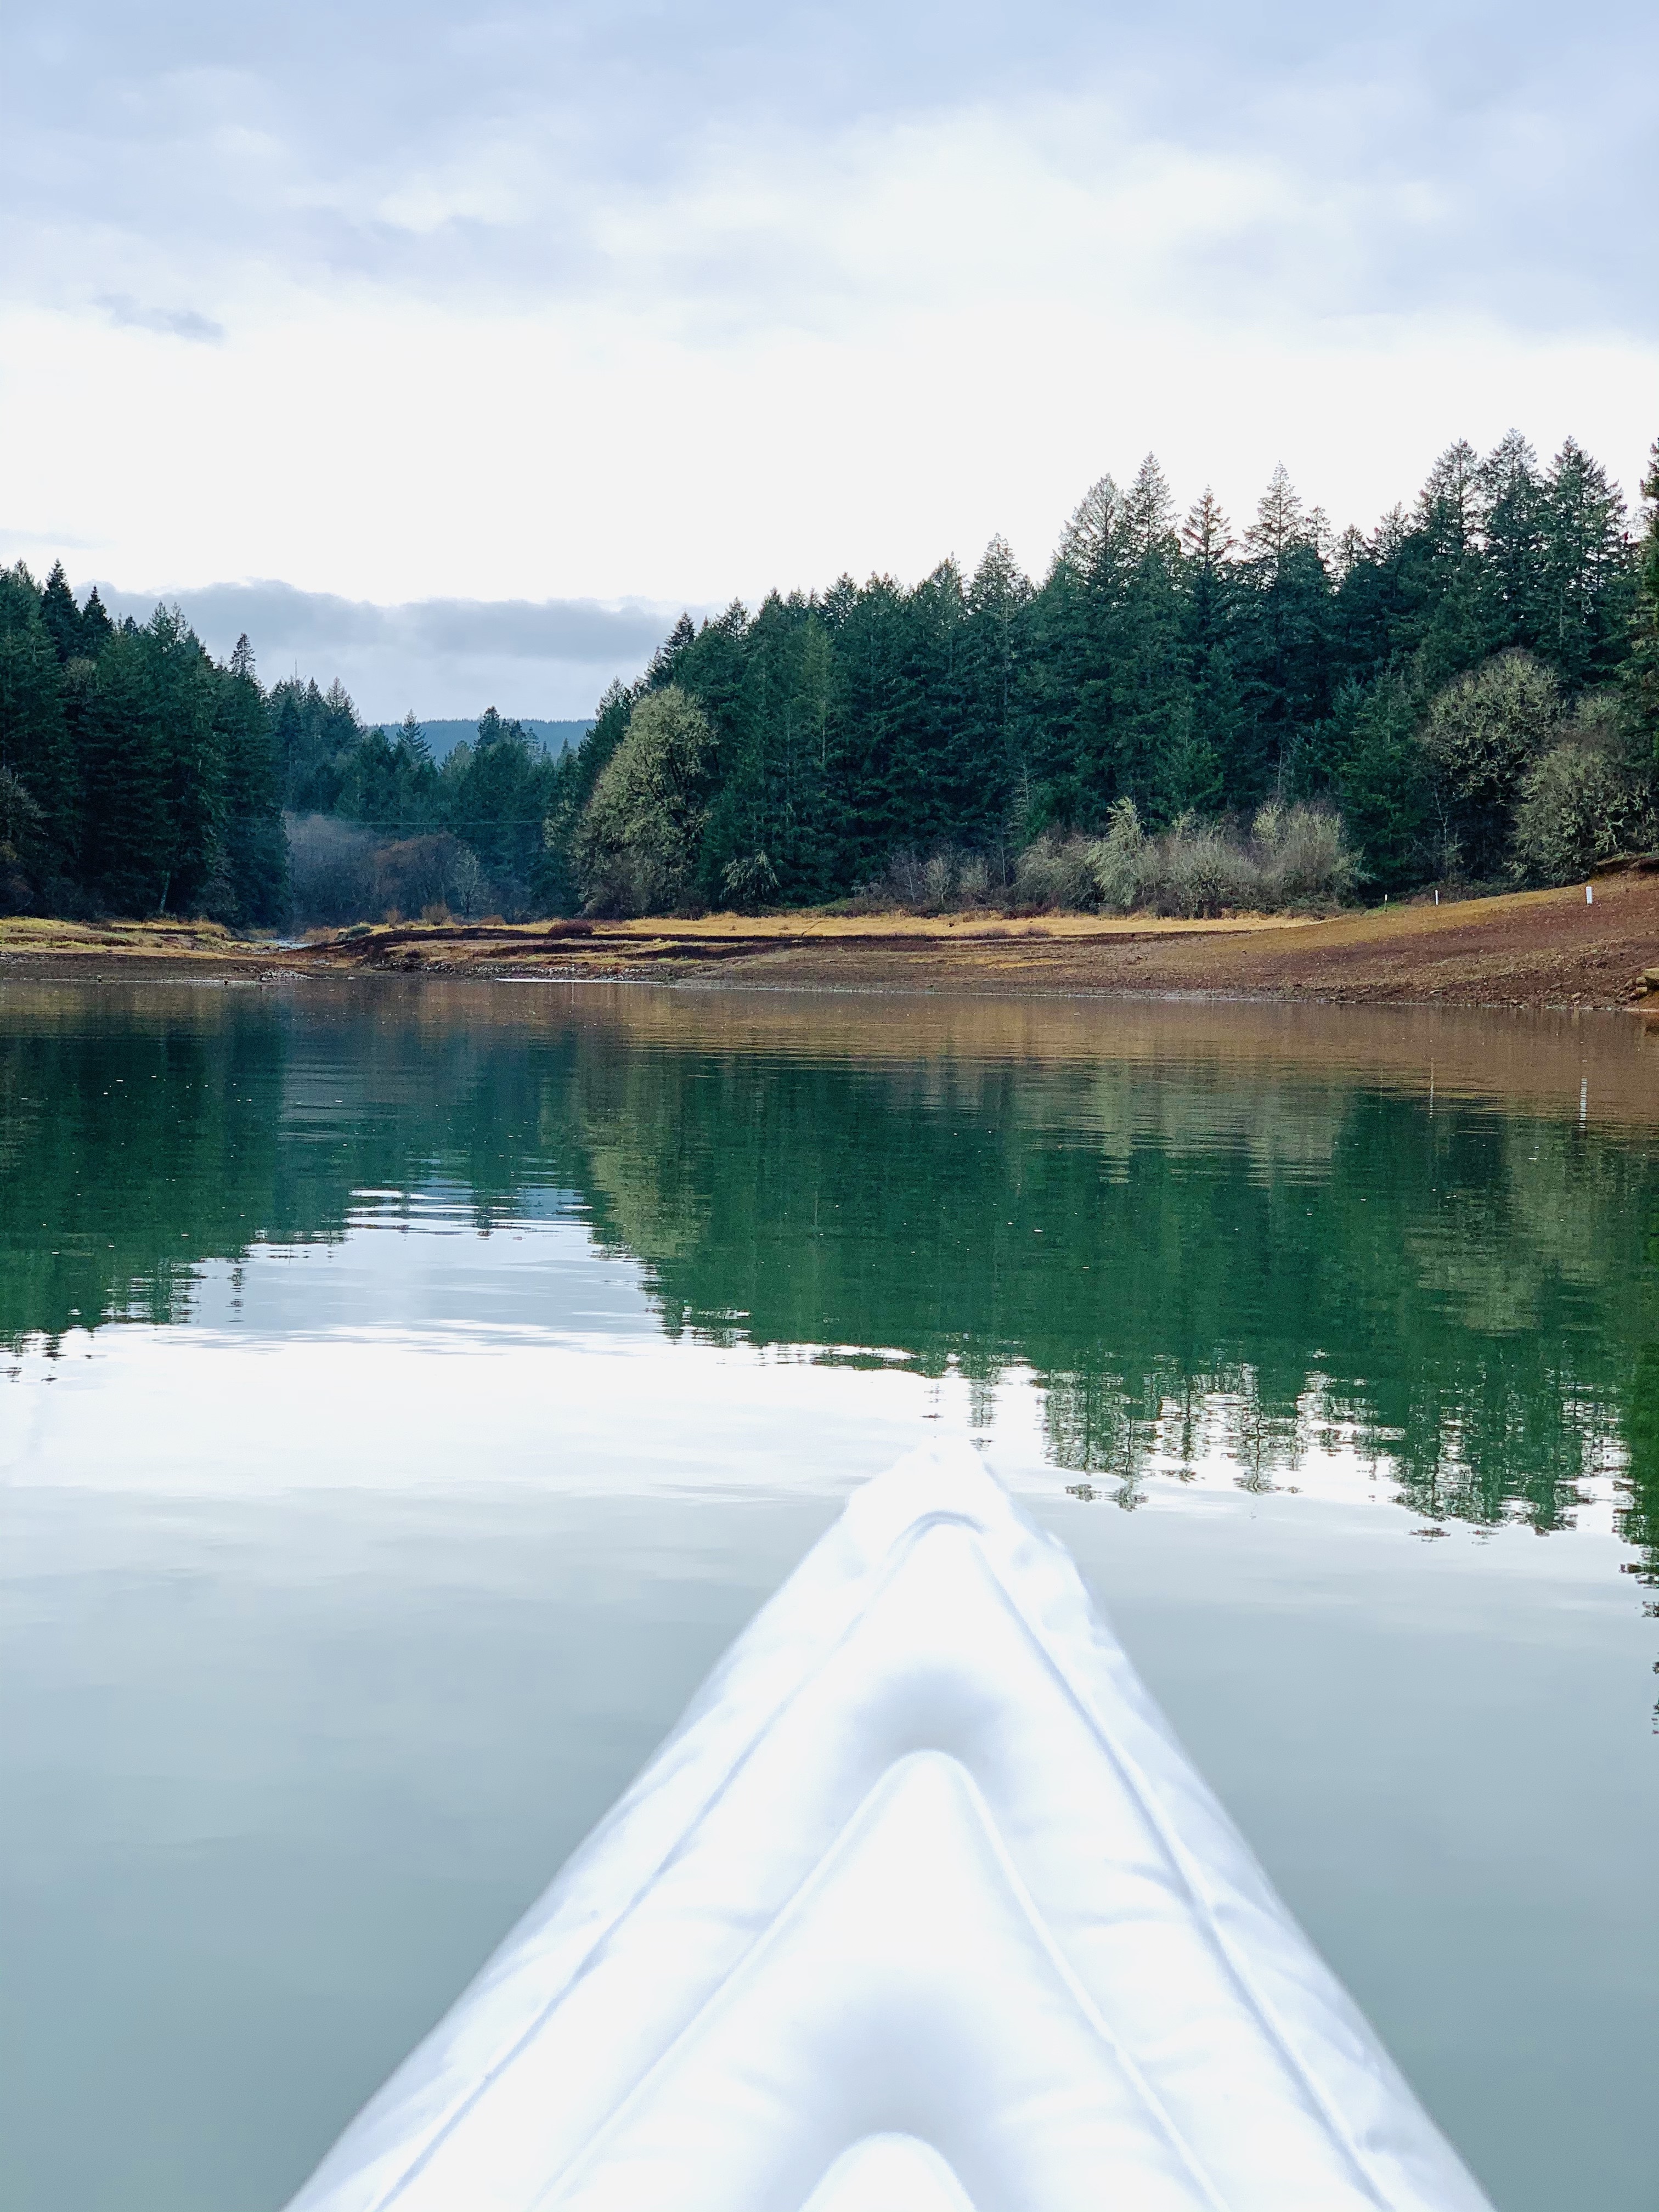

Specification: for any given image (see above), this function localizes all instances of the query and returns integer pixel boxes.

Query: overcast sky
[3,0,1655,716]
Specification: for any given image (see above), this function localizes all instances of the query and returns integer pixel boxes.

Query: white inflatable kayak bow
[285,1442,1493,2212]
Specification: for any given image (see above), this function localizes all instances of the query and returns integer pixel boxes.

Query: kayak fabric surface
[285,1443,1494,2212]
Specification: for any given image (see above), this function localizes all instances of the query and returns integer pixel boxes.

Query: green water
[2,978,1656,2211]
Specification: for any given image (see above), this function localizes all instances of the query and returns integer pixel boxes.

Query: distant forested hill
[414,719,590,763]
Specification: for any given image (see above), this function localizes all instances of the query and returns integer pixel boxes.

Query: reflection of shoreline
[6,969,1654,1129]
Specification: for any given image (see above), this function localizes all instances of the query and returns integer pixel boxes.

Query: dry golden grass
[589,907,1312,940]
[0,915,259,958]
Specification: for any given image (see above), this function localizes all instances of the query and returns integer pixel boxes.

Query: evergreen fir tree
[1403,442,1504,687]
[1624,440,1659,760]
[1034,474,1131,822]
[397,710,432,768]
[962,535,1034,857]
[1327,675,1430,891]
[0,566,79,877]
[144,606,227,915]
[76,623,173,912]
[1237,465,1333,798]
[1536,437,1632,690]
[217,636,288,926]
[38,562,86,662]
[79,588,114,656]
[1113,455,1188,817]
[1479,430,1547,652]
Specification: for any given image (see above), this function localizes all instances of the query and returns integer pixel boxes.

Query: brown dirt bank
[3,868,1658,1009]
[704,873,1657,1009]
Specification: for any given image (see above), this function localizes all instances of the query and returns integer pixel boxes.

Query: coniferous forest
[0,565,562,928]
[3,432,1657,928]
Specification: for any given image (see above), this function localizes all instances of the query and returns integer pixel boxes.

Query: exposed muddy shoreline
[3,870,1657,1012]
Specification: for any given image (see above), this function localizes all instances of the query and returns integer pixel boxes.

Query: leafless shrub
[1012,834,1098,911]
[721,850,780,911]
[853,808,1358,920]
[1252,801,1361,906]
[285,815,381,928]
[884,849,931,909]
[922,851,953,910]
[1084,797,1147,911]
[851,843,996,914]
[449,847,487,919]
[285,815,511,929]
[1141,817,1262,917]
[844,878,891,916]
[375,835,469,919]
[956,853,991,905]
[1004,799,1359,917]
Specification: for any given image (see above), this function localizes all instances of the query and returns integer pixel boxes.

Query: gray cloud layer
[8,1,1656,340]
[87,580,684,719]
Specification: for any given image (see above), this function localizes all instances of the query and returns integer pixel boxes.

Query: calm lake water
[2,977,1656,2212]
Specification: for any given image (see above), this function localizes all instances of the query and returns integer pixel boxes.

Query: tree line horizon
[3,428,1657,927]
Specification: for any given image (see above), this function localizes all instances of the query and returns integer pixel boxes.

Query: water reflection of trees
[1041,1361,1619,1534]
[1,984,1654,1588]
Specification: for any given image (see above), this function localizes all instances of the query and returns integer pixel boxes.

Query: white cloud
[1,0,1652,636]
[67,581,685,721]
